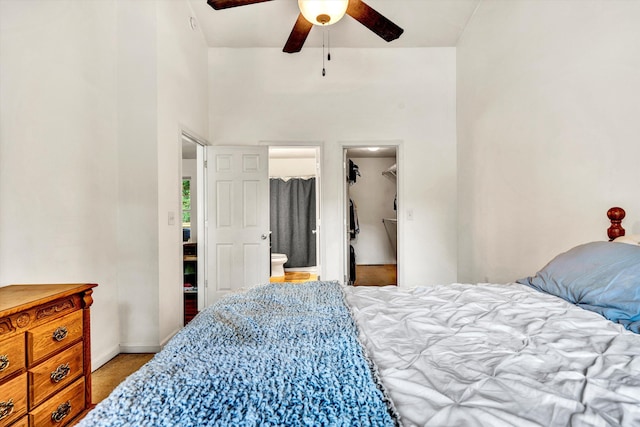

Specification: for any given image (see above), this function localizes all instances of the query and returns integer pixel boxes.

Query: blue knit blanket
[80,282,397,426]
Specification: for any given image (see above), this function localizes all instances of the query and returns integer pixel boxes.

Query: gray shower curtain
[270,178,316,268]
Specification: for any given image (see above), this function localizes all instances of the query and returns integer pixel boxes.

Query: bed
[79,208,640,427]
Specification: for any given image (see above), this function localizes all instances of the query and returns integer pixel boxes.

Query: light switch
[168,211,175,226]
[406,209,414,221]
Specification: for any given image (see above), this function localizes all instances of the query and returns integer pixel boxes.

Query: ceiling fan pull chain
[322,29,326,76]
[327,30,331,61]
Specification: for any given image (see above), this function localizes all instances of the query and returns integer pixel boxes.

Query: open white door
[314,147,322,280]
[206,146,270,304]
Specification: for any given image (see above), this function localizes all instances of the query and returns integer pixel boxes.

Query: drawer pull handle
[0,354,8,372]
[51,400,71,423]
[50,363,71,383]
[0,399,14,421]
[53,326,69,342]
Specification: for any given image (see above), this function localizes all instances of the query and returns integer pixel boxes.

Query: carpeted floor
[92,353,155,404]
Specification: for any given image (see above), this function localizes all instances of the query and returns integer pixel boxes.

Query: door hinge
[204,160,208,168]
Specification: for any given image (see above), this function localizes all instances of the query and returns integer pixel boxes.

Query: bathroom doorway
[268,146,321,283]
[344,145,398,286]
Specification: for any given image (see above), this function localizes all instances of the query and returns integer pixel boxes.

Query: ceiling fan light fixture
[298,0,349,26]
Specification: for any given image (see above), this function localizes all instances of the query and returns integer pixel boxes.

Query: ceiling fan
[207,0,404,53]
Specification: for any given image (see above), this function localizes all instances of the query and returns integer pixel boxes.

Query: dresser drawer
[30,377,84,427]
[0,373,27,427]
[27,310,83,366]
[7,415,28,427]
[0,335,25,383]
[29,341,83,409]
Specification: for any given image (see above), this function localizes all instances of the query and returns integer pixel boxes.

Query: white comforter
[344,283,640,427]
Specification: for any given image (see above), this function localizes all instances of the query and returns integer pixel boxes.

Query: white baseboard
[92,345,121,372]
[91,332,181,371]
[160,326,182,348]
[119,344,161,354]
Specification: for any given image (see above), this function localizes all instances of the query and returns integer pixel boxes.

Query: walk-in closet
[345,146,398,286]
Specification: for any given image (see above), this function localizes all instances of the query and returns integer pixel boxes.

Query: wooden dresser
[0,284,97,427]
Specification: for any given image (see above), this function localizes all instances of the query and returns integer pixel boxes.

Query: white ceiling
[189,0,480,50]
[346,146,396,158]
[185,1,478,160]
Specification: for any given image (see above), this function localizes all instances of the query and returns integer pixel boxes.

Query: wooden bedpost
[607,207,626,241]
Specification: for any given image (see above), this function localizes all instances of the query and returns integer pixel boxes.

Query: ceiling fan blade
[346,0,403,42]
[207,0,272,10]
[283,14,313,54]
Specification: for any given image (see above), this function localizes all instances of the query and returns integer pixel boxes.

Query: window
[182,178,191,242]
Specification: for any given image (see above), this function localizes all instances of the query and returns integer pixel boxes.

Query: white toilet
[271,253,288,277]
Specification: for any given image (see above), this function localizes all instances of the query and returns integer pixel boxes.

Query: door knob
[261,233,270,240]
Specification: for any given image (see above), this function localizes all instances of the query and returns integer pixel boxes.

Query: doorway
[344,145,398,286]
[181,134,205,325]
[201,144,323,307]
[268,146,321,283]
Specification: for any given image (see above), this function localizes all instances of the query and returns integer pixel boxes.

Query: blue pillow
[517,241,640,333]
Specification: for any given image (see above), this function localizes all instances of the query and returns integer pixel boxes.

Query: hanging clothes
[349,199,360,240]
[347,160,361,184]
[349,244,356,285]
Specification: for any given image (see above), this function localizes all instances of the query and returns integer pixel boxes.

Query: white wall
[457,0,640,283]
[0,0,121,365]
[156,0,209,346]
[269,158,316,177]
[0,0,208,367]
[348,157,397,264]
[209,48,457,286]
[116,0,209,353]
[116,0,160,355]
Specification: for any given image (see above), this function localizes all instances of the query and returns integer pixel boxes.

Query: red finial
[607,207,626,241]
